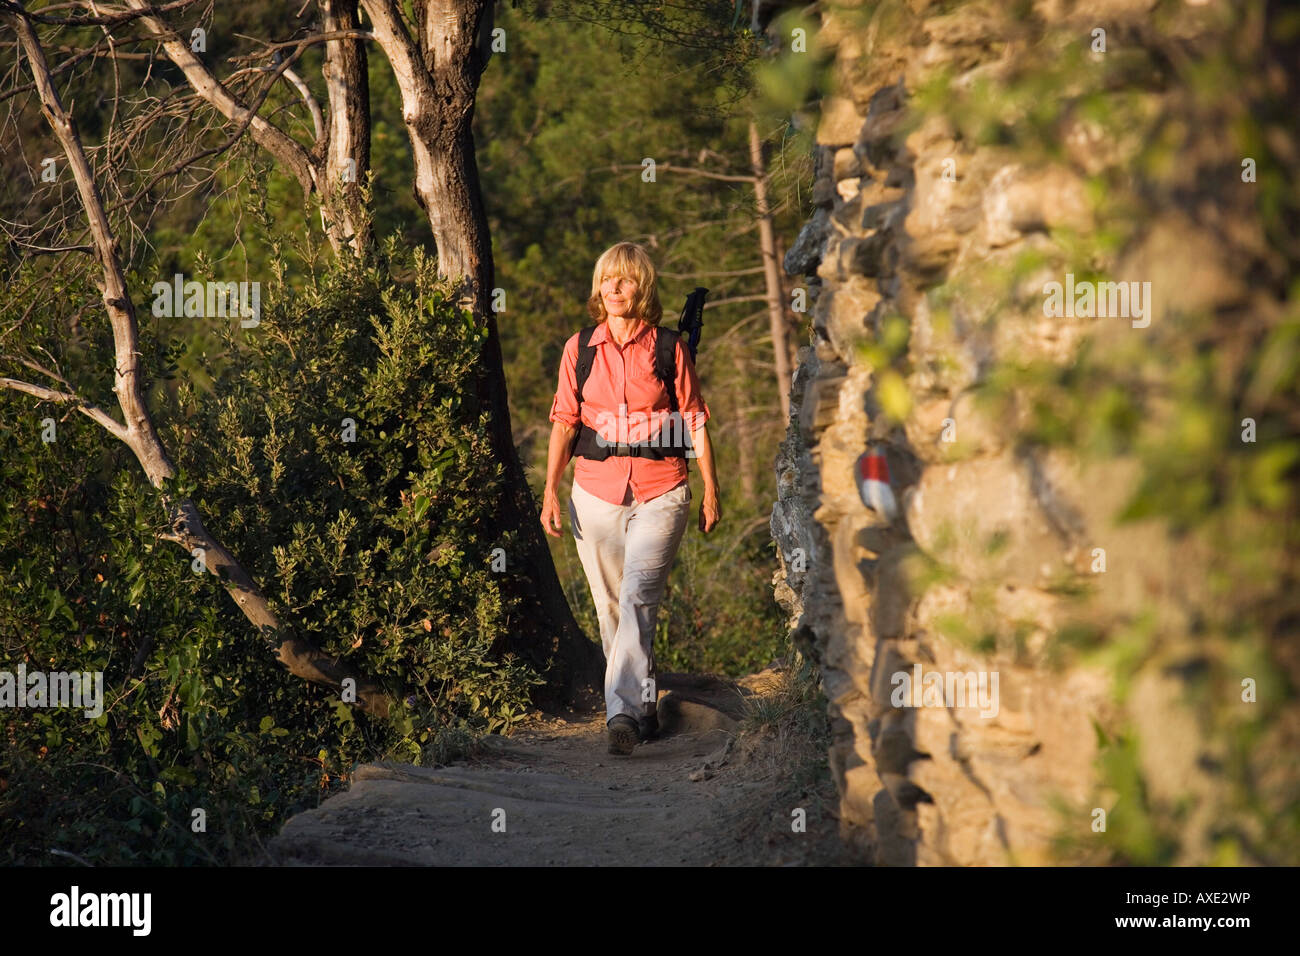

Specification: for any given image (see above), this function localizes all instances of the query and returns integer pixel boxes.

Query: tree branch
[608,162,758,184]
[121,0,319,193]
[0,375,129,440]
[702,293,769,308]
[0,0,204,27]
[278,63,325,141]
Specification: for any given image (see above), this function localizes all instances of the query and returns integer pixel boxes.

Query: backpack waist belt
[571,422,688,460]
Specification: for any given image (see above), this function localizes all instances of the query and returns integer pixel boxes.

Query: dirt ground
[266,670,859,866]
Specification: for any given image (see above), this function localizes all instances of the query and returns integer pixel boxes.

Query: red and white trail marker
[856,449,898,521]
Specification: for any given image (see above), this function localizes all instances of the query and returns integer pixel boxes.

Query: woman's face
[600,273,638,320]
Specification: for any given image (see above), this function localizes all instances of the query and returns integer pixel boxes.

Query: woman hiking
[540,241,721,755]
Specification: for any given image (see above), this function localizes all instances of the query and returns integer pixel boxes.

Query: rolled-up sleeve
[674,338,710,433]
[549,335,581,426]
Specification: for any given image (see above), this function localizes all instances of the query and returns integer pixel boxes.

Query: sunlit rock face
[772,0,1295,866]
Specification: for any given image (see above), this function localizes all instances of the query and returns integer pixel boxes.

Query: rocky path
[266,670,856,866]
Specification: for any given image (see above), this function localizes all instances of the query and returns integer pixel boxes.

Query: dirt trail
[267,670,856,866]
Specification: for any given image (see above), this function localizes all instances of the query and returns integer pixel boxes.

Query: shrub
[0,229,543,864]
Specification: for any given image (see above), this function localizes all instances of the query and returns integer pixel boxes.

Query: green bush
[0,227,543,864]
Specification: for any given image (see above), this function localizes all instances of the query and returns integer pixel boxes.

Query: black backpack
[570,324,688,462]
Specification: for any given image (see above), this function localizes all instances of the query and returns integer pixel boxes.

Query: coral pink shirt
[550,320,711,505]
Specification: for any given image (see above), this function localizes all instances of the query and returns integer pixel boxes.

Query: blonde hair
[586,242,663,326]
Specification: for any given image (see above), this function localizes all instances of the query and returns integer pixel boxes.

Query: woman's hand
[541,487,564,538]
[542,423,575,538]
[688,423,720,534]
[699,484,721,533]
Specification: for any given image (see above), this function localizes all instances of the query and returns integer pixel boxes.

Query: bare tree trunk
[7,10,391,717]
[748,119,792,422]
[323,0,373,255]
[361,0,603,707]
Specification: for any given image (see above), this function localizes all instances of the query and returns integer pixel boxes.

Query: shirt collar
[590,320,657,353]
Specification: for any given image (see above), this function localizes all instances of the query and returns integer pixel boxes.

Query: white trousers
[568,479,691,724]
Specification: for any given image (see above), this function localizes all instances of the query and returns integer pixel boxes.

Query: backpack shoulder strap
[654,326,680,414]
[575,326,598,406]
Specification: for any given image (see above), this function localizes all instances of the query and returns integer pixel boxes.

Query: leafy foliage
[0,220,540,864]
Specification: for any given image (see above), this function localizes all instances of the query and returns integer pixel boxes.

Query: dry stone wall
[772,0,1300,865]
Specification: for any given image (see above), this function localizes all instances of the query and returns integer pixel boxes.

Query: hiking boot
[638,711,659,742]
[606,715,639,755]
